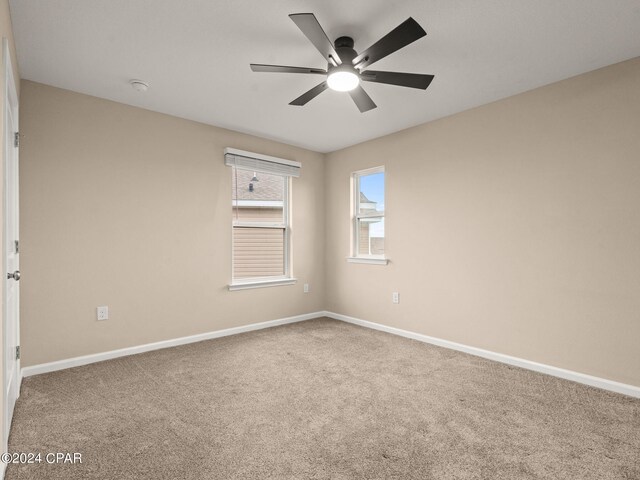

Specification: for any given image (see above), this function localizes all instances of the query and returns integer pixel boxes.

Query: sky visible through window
[360,172,384,238]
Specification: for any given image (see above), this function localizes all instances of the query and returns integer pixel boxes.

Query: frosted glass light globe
[327,71,359,92]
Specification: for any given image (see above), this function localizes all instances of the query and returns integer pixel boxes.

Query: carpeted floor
[6,318,640,479]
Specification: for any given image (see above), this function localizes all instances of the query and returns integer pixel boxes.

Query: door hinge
[15,346,20,360]
[15,240,19,254]
[14,132,19,148]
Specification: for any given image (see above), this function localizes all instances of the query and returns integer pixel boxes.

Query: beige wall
[18,57,640,388]
[19,80,325,366]
[325,58,640,387]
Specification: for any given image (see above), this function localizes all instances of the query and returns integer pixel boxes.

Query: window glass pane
[233,227,285,278]
[232,168,284,223]
[357,217,384,256]
[358,172,384,215]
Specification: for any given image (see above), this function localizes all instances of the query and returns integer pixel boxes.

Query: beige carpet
[6,318,640,479]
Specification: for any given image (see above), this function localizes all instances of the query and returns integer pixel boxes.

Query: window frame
[229,168,296,290]
[349,166,388,265]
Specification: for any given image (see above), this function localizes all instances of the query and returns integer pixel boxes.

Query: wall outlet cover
[97,306,109,321]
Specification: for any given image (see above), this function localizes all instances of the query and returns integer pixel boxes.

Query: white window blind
[224,147,301,177]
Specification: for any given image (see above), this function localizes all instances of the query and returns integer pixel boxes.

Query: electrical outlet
[303,283,310,293]
[97,306,109,321]
[392,292,399,304]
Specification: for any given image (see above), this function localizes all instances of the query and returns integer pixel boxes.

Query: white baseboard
[324,311,640,399]
[21,311,324,378]
[21,310,640,399]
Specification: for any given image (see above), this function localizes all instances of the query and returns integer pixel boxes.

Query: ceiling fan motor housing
[330,36,358,74]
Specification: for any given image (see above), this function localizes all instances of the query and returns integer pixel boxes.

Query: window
[350,166,387,264]
[225,148,300,289]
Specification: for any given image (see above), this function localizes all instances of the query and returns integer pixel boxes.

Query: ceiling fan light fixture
[327,70,359,92]
[250,14,432,111]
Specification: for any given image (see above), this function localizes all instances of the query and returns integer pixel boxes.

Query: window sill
[346,257,389,265]
[228,278,297,291]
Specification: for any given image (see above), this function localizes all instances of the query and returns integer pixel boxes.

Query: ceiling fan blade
[289,81,329,106]
[353,17,426,70]
[250,64,327,75]
[289,13,342,65]
[360,70,434,89]
[349,85,377,112]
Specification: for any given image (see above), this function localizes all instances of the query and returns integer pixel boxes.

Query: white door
[3,37,19,448]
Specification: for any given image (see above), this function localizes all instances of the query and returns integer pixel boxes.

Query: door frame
[2,36,19,456]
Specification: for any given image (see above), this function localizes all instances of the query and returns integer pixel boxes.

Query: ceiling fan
[250,13,434,113]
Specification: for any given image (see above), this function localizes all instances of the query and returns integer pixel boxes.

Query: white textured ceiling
[9,0,640,152]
